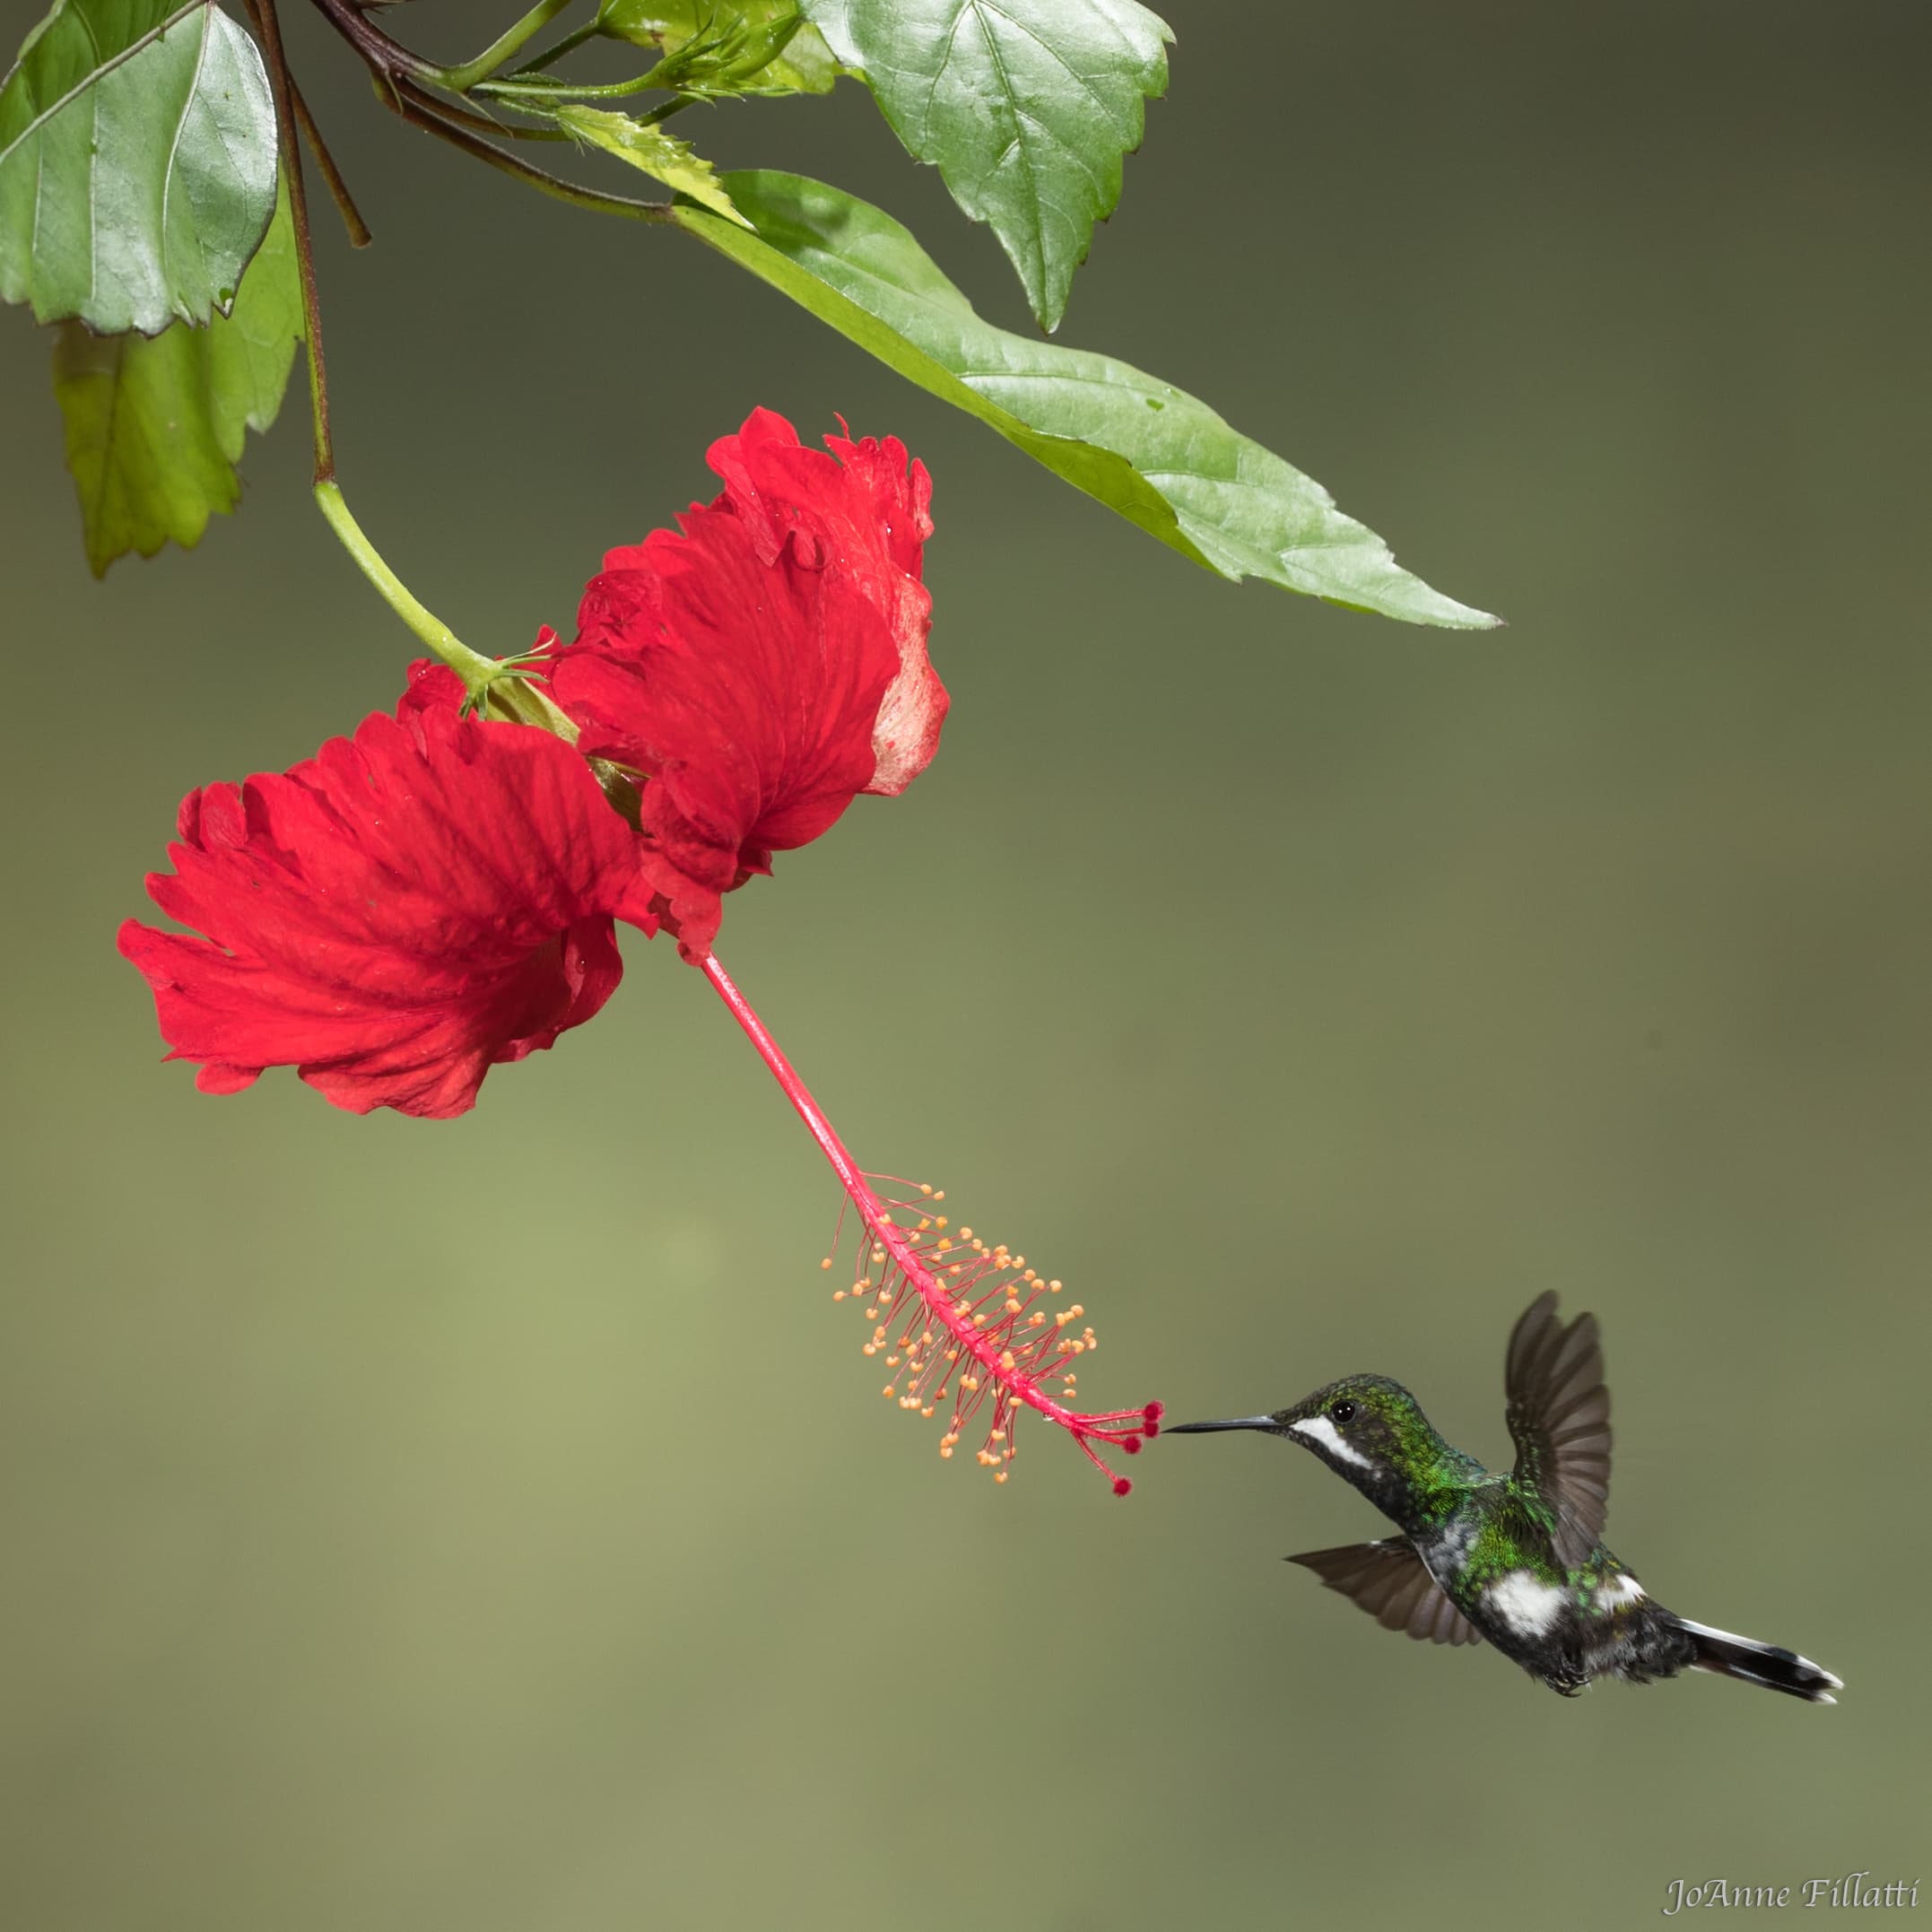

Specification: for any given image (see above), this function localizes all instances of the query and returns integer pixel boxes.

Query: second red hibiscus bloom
[557,407,946,960]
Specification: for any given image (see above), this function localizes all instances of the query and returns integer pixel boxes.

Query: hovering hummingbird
[1168,1292,1841,1702]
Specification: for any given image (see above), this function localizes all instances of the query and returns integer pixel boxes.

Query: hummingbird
[1167,1292,1841,1702]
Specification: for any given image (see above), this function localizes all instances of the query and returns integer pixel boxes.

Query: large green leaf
[675,172,1498,628]
[0,0,277,335]
[801,0,1169,333]
[553,104,750,228]
[53,178,302,575]
[596,0,838,95]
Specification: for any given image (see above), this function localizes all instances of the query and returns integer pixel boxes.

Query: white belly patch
[1486,1571,1567,1637]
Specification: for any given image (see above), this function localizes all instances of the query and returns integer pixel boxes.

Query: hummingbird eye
[1330,1399,1357,1424]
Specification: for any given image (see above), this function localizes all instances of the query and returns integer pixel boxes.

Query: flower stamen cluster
[822,1175,1162,1493]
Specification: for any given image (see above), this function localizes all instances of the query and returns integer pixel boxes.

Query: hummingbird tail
[1668,1615,1842,1704]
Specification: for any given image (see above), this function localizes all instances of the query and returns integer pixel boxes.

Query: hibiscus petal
[706,408,947,797]
[120,685,658,1118]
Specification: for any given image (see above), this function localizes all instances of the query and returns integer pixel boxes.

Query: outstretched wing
[1287,1539,1484,1648]
[1505,1290,1613,1569]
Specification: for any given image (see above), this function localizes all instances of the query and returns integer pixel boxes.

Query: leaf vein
[975,0,1137,130]
[0,1,198,170]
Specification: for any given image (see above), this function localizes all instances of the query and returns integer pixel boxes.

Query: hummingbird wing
[1504,1290,1614,1570]
[1286,1539,1484,1647]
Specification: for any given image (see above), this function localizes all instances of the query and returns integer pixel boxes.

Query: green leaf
[596,0,838,95]
[674,172,1497,629]
[0,0,278,335]
[800,0,1170,333]
[53,177,302,575]
[553,104,751,227]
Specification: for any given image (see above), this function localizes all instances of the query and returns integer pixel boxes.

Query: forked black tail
[1671,1615,1842,1703]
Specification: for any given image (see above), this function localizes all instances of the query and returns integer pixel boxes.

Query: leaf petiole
[392,79,573,143]
[507,19,605,76]
[636,96,696,126]
[387,88,680,222]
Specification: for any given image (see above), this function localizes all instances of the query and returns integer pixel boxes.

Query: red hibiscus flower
[558,407,946,958]
[118,669,660,1118]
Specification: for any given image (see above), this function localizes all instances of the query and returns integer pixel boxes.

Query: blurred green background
[3,3,1928,1927]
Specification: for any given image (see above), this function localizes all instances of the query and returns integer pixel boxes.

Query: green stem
[638,94,696,126]
[312,483,574,733]
[509,16,604,75]
[478,65,667,106]
[431,0,578,92]
[312,483,502,695]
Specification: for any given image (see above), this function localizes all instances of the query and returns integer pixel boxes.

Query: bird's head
[1166,1374,1448,1516]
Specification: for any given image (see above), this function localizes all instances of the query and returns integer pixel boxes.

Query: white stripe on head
[1289,1414,1376,1471]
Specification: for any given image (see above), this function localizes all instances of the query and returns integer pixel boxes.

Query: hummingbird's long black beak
[1163,1414,1280,1434]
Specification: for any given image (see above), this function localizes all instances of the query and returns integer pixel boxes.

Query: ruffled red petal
[554,427,917,960]
[119,673,659,1118]
[702,408,946,797]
